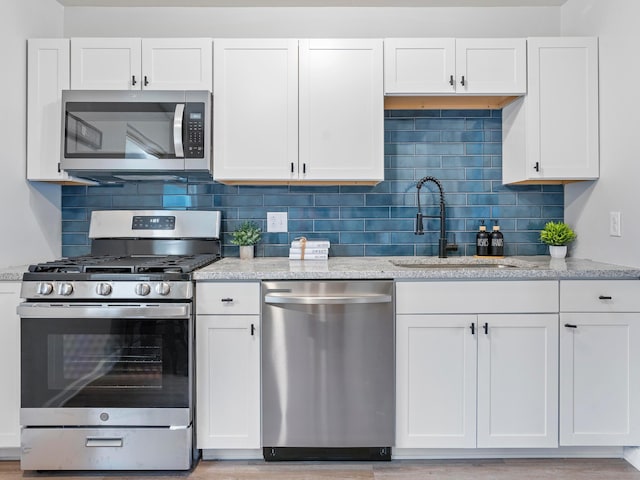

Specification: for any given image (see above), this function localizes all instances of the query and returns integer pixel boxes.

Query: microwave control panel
[184,103,205,158]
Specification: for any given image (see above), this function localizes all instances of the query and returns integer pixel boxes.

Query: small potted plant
[230,221,262,260]
[539,221,577,259]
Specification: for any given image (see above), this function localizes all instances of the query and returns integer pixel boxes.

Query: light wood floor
[1,458,640,479]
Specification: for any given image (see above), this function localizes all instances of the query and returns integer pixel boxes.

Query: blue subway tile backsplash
[60,109,563,258]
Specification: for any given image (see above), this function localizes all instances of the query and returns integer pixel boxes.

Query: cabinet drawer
[196,282,260,315]
[560,280,640,312]
[396,280,558,314]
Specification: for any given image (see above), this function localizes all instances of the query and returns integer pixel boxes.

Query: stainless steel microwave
[60,90,212,182]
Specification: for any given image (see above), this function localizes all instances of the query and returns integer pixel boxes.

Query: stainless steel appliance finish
[262,280,395,460]
[21,427,193,471]
[19,210,221,471]
[60,90,212,182]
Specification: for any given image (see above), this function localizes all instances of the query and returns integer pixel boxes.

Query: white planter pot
[549,245,567,259]
[239,245,255,260]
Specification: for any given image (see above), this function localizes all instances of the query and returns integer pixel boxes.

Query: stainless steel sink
[389,258,537,269]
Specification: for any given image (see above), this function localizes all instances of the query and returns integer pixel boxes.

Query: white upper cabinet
[384,38,526,95]
[384,38,456,94]
[141,38,212,90]
[71,38,141,90]
[213,39,299,181]
[299,39,384,182]
[214,38,384,184]
[71,38,212,91]
[502,37,599,184]
[27,39,93,184]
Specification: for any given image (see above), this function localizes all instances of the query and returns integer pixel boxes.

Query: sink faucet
[415,176,456,258]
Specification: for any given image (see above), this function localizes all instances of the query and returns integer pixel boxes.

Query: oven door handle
[17,303,191,319]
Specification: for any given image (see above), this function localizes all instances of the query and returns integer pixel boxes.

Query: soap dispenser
[489,220,504,257]
[475,221,490,257]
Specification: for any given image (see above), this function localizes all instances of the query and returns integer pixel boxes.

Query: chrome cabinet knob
[57,283,74,296]
[96,283,112,296]
[37,282,54,295]
[155,282,171,296]
[135,283,151,296]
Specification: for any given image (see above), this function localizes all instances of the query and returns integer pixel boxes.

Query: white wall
[63,6,560,38]
[0,0,64,267]
[562,0,640,267]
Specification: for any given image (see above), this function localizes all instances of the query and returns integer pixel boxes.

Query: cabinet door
[384,38,455,94]
[396,314,477,448]
[560,313,640,445]
[502,37,599,184]
[477,314,558,448]
[455,38,526,95]
[213,39,298,181]
[196,315,260,449]
[299,39,384,182]
[527,37,599,180]
[141,38,212,91]
[71,38,141,90]
[0,283,21,448]
[27,39,68,181]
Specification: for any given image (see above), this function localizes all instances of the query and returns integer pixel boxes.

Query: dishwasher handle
[264,293,392,305]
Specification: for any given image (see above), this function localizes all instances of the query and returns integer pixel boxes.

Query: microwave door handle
[173,103,185,158]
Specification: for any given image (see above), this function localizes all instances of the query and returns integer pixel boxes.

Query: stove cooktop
[28,253,221,275]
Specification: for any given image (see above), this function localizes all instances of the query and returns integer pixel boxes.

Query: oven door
[19,302,193,427]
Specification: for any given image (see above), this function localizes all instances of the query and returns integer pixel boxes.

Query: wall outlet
[267,212,288,233]
[609,211,622,237]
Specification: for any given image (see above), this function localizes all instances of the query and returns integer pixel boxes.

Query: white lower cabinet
[559,280,640,446]
[396,314,477,448]
[0,282,21,448]
[396,281,559,449]
[196,282,261,450]
[476,314,558,448]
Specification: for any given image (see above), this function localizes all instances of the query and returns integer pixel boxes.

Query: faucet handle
[415,213,425,235]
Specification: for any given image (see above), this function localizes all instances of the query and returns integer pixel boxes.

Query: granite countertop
[0,265,29,281]
[194,256,640,281]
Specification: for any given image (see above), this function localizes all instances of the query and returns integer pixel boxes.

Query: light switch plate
[609,211,622,237]
[267,212,288,233]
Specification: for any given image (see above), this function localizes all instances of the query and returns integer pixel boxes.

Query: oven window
[22,318,190,408]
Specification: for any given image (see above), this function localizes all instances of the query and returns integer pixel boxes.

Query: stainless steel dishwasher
[262,280,394,461]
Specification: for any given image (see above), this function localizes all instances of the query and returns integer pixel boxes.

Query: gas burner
[28,254,221,275]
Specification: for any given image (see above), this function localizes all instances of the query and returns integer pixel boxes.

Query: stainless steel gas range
[18,210,221,471]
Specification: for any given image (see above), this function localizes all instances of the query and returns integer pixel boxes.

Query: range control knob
[96,283,112,296]
[57,283,74,296]
[37,282,54,295]
[155,282,171,296]
[135,283,151,296]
